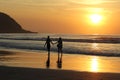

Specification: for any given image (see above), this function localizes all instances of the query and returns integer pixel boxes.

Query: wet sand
[0,66,120,80]
[0,50,120,80]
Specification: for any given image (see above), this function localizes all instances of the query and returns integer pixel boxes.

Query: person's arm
[51,41,54,45]
[50,39,55,45]
[44,41,47,47]
[53,41,58,44]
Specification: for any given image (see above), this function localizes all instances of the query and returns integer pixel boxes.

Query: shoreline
[1,48,120,58]
[0,50,120,80]
[0,50,120,73]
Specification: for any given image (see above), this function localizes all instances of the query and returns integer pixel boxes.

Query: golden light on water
[91,57,99,72]
[90,43,100,72]
[92,43,99,50]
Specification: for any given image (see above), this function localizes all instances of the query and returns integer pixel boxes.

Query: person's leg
[60,48,63,63]
[57,49,60,63]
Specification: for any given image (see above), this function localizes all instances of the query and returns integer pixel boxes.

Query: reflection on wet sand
[90,57,99,72]
[0,50,120,73]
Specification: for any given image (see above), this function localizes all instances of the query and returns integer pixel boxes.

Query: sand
[0,50,120,80]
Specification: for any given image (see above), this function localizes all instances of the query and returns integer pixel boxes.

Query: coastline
[0,33,120,57]
[0,50,120,80]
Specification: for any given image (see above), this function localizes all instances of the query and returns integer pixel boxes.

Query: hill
[0,12,33,33]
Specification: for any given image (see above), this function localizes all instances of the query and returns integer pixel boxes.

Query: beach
[0,50,120,80]
[0,0,120,79]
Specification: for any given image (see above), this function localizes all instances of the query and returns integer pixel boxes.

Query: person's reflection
[57,61,62,69]
[57,57,62,69]
[46,60,50,68]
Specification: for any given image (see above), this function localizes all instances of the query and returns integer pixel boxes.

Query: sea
[0,33,120,57]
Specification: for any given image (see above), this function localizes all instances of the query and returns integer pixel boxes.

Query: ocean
[0,33,120,57]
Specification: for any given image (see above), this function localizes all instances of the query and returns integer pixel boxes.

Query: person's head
[59,37,62,40]
[47,36,50,39]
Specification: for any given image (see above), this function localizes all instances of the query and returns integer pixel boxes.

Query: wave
[0,40,120,57]
[0,37,120,44]
[0,34,120,57]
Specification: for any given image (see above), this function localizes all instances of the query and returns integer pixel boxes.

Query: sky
[0,0,120,34]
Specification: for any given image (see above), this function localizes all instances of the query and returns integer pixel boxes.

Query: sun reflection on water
[91,57,99,72]
[91,43,101,53]
[92,43,99,50]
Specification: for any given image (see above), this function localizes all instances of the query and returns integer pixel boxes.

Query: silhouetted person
[55,37,63,63]
[44,36,53,67]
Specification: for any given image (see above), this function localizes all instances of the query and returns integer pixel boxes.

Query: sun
[89,14,102,24]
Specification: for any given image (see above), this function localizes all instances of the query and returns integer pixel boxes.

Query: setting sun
[90,14,102,24]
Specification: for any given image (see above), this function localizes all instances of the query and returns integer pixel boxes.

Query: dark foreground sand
[0,50,120,80]
[0,66,120,80]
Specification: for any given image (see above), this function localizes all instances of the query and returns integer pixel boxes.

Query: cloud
[64,0,120,13]
[0,0,120,13]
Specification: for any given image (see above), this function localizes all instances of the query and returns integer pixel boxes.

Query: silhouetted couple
[44,36,63,67]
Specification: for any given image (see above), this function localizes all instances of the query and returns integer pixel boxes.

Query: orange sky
[0,0,120,34]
